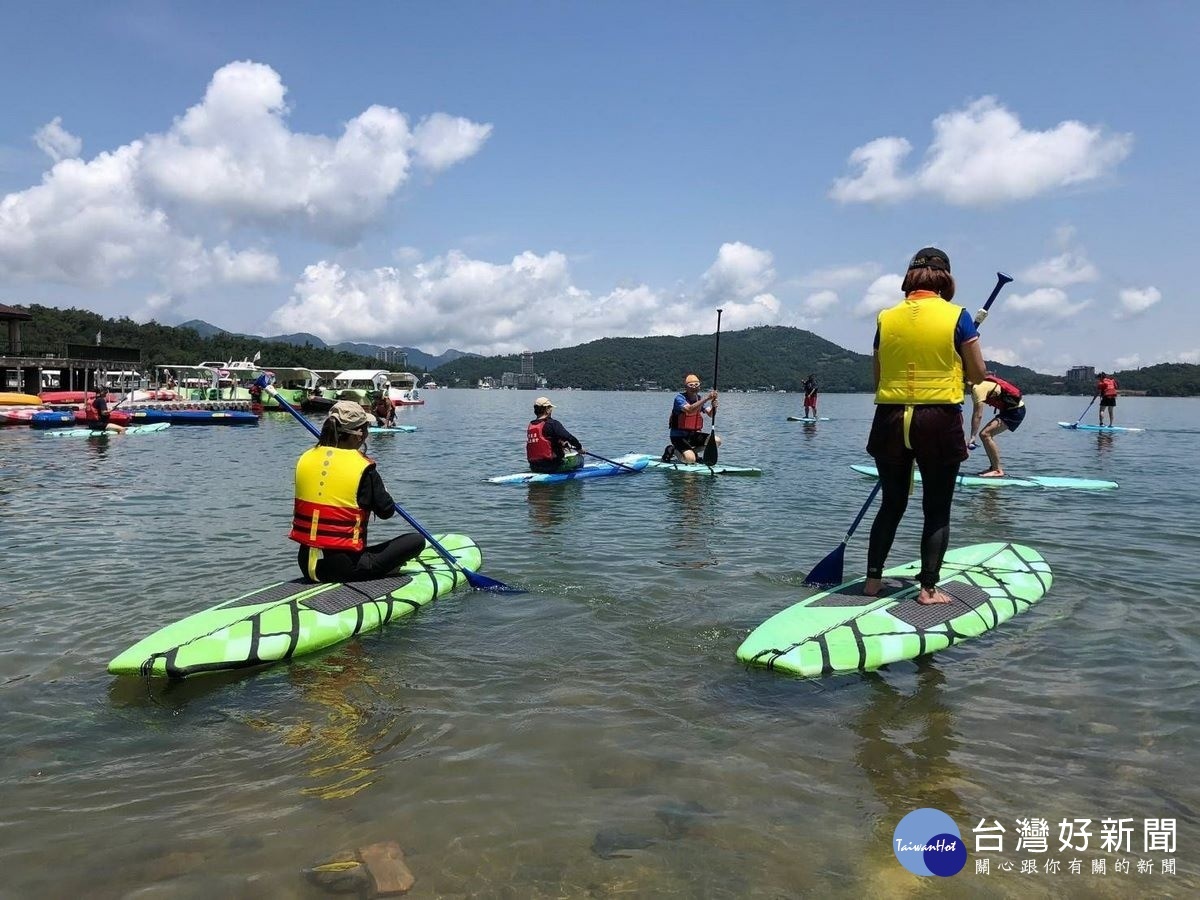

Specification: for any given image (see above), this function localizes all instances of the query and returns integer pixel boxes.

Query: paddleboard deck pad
[108,533,480,678]
[44,423,172,438]
[1057,422,1144,433]
[737,542,1051,677]
[636,455,763,476]
[488,453,648,484]
[851,463,1117,490]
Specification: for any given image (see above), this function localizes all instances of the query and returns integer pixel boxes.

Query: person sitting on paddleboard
[1094,372,1119,426]
[864,247,987,606]
[968,373,1026,477]
[291,400,425,583]
[90,386,126,434]
[371,393,395,427]
[802,374,818,419]
[527,397,585,473]
[666,374,720,463]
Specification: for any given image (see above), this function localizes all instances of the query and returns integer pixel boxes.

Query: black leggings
[866,459,960,589]
[298,533,426,583]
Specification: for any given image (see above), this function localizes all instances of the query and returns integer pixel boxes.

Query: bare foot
[916,586,955,605]
[977,469,1004,478]
[864,577,883,597]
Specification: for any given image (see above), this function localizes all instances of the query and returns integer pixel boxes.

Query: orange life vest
[289,447,372,551]
[1098,377,1118,399]
[670,394,705,432]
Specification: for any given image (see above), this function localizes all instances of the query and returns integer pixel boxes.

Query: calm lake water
[2,390,1197,898]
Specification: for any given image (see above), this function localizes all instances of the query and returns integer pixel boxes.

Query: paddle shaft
[262,382,520,592]
[701,309,723,465]
[1075,395,1097,425]
[582,450,640,473]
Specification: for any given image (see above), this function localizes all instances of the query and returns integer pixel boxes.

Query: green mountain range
[9,305,1200,396]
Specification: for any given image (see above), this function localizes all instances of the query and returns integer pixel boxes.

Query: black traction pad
[807,578,914,608]
[223,579,312,609]
[888,581,991,629]
[300,575,414,615]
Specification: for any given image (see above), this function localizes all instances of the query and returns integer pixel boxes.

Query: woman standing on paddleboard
[290,400,425,583]
[864,248,987,605]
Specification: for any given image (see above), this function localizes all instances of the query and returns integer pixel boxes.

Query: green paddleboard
[109,534,480,678]
[737,542,1052,677]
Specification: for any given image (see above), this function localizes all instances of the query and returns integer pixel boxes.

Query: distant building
[520,350,534,375]
[1066,365,1095,387]
[376,347,408,368]
[501,372,518,388]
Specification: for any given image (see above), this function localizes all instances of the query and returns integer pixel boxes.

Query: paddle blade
[803,542,846,587]
[464,569,527,594]
[702,433,719,465]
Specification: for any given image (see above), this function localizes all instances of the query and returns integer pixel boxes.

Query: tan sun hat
[534,396,554,409]
[328,400,371,432]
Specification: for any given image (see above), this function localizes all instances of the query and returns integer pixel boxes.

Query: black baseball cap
[908,247,951,272]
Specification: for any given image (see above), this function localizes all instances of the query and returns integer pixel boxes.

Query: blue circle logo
[892,808,966,877]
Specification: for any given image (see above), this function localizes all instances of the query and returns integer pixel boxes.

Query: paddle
[582,450,640,473]
[802,271,1013,587]
[257,375,523,594]
[1070,396,1097,429]
[702,308,723,465]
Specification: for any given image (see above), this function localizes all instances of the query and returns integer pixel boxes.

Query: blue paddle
[1070,396,1097,429]
[802,272,1013,587]
[259,376,523,594]
[582,450,640,473]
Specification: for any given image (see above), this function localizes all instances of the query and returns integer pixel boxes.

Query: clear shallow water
[2,391,1197,897]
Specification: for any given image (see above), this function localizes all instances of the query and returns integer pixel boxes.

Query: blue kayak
[1057,422,1144,433]
[129,409,259,426]
[488,453,648,484]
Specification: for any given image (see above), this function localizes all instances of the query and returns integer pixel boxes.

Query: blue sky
[0,1,1195,374]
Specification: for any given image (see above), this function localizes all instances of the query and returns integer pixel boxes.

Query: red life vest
[669,394,705,432]
[526,419,554,463]
[983,375,1022,410]
[1098,377,1118,399]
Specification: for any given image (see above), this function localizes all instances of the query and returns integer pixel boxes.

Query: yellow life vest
[289,446,372,553]
[875,293,966,405]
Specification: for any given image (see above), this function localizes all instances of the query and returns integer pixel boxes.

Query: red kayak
[74,410,133,426]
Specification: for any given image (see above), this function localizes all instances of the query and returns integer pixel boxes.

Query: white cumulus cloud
[831,97,1132,206]
[1115,353,1141,369]
[854,274,904,318]
[796,262,881,289]
[1021,251,1099,287]
[33,117,82,162]
[266,243,785,355]
[802,290,840,316]
[0,60,489,294]
[986,346,1021,365]
[1005,287,1092,320]
[1115,286,1161,318]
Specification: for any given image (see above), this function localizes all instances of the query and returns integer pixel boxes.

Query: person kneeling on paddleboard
[666,374,720,463]
[968,373,1026,477]
[291,400,425,583]
[527,397,585,473]
[864,247,987,606]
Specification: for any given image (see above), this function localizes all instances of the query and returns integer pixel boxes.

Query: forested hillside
[15,305,378,372]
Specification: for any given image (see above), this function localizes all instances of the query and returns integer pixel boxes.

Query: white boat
[387,372,425,406]
[327,369,390,402]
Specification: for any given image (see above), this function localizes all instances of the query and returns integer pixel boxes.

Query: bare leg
[978,418,1008,475]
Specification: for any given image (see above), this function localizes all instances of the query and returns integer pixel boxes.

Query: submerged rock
[591,828,659,859]
[305,840,414,896]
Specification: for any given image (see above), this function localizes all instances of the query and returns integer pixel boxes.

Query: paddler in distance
[1094,371,1119,426]
[291,400,425,583]
[864,247,987,605]
[666,374,719,463]
[526,396,585,474]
